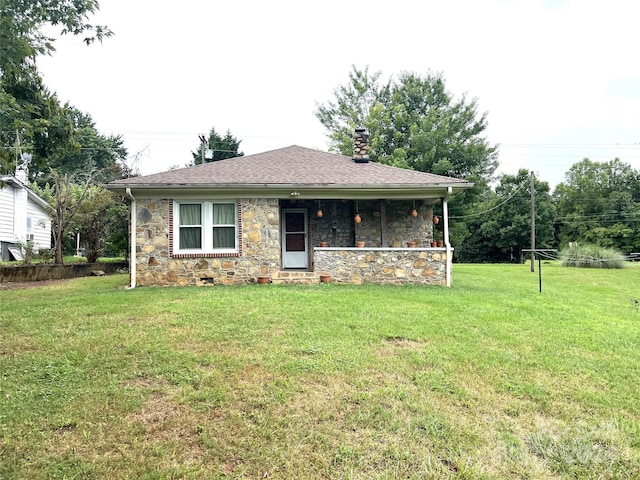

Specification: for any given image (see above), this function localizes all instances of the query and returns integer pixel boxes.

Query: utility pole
[530,170,536,273]
[199,135,207,164]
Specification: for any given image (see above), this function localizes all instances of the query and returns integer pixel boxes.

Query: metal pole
[538,256,542,292]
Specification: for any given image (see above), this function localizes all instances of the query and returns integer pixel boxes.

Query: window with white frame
[174,200,238,254]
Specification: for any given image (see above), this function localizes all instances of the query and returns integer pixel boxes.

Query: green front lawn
[1,264,639,479]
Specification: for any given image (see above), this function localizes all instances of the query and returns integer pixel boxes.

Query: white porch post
[126,188,137,289]
[443,187,453,287]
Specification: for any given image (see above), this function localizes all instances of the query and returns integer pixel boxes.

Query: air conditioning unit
[26,234,35,242]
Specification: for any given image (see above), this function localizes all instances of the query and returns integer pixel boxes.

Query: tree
[315,66,498,182]
[1,69,127,182]
[316,65,499,250]
[47,108,127,180]
[0,0,111,175]
[34,169,95,263]
[0,66,77,177]
[0,0,112,74]
[192,127,244,164]
[73,186,125,262]
[315,66,389,156]
[553,158,640,253]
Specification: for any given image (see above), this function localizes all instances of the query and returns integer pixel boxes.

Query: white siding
[26,199,52,249]
[0,183,15,242]
[0,180,51,249]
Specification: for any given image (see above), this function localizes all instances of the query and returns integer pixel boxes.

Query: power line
[450,182,526,219]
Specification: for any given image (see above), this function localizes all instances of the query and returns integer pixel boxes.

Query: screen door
[282,209,308,269]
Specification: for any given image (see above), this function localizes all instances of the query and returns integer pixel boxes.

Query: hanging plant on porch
[354,200,361,223]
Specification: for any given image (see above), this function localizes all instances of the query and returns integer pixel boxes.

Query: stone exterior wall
[353,200,435,247]
[314,248,449,285]
[311,200,355,247]
[135,197,280,286]
[133,196,448,287]
[311,200,437,248]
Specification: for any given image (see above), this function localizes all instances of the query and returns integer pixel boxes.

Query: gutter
[125,188,136,289]
[443,186,453,287]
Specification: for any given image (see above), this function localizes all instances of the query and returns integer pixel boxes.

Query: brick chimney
[352,128,369,163]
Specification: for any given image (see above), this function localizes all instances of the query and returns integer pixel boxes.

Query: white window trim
[173,200,238,255]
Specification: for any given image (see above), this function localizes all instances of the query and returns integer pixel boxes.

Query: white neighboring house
[0,163,52,261]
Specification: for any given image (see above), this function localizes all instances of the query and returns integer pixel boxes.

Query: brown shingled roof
[110,145,471,188]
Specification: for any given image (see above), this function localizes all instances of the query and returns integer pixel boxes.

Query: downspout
[125,188,137,289]
[443,187,453,287]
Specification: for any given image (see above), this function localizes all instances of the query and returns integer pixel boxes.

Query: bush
[37,248,54,263]
[559,243,627,269]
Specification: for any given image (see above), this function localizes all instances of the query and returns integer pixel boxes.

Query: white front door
[282,209,308,269]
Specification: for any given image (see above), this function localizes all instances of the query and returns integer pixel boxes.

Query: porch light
[317,201,323,217]
[433,215,440,224]
[354,201,361,224]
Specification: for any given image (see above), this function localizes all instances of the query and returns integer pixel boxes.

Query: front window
[174,200,238,254]
[212,203,236,249]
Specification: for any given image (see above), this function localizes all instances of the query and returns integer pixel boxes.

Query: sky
[37,0,640,188]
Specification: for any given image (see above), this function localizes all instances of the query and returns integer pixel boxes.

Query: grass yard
[1,263,639,479]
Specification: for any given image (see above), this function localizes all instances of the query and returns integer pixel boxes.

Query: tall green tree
[553,158,640,253]
[0,0,112,73]
[316,65,499,250]
[47,107,127,180]
[0,0,111,175]
[315,66,389,156]
[315,66,498,183]
[0,66,77,177]
[192,127,244,164]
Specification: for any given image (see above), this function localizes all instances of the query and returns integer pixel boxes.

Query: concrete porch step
[271,270,320,285]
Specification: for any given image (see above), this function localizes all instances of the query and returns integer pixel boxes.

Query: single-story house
[106,129,472,287]
[0,164,52,261]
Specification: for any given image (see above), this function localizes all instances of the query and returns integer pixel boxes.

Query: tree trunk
[55,229,64,264]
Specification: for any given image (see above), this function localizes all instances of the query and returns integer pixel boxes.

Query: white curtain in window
[180,204,202,249]
[180,204,201,225]
[213,204,234,225]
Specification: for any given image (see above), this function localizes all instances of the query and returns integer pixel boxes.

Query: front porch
[277,198,453,286]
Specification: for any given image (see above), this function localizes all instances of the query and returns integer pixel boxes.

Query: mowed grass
[1,264,639,479]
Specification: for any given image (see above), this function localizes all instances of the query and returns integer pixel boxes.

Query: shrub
[37,248,54,263]
[18,241,35,266]
[559,243,626,269]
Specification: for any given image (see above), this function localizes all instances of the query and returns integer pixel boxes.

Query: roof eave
[105,182,473,200]
[2,176,50,209]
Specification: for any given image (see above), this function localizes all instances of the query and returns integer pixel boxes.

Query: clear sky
[37,0,640,188]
